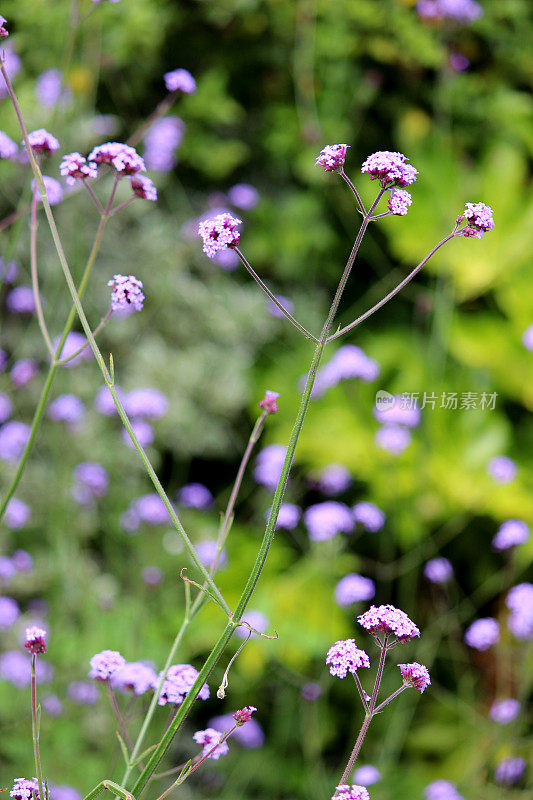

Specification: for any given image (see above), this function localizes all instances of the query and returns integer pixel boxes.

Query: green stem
[30,176,55,358]
[82,780,134,800]
[30,656,46,800]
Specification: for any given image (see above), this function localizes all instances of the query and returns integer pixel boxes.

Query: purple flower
[131,493,170,525]
[153,664,209,705]
[24,626,47,655]
[424,780,465,800]
[358,604,420,642]
[0,557,16,582]
[361,151,418,187]
[88,142,145,176]
[494,757,526,785]
[228,183,259,209]
[125,388,169,419]
[123,419,155,451]
[10,359,39,388]
[0,130,18,159]
[312,464,352,496]
[0,421,31,461]
[315,144,349,172]
[35,69,70,108]
[461,202,495,238]
[304,501,354,541]
[27,128,60,155]
[94,384,126,414]
[506,583,533,641]
[487,455,517,484]
[464,618,500,651]
[47,394,85,424]
[417,0,483,24]
[33,176,64,206]
[0,392,12,424]
[424,557,453,584]
[177,482,214,510]
[258,390,280,415]
[375,424,411,454]
[353,502,385,532]
[335,574,375,607]
[10,779,40,800]
[490,698,520,725]
[235,609,269,639]
[352,766,381,787]
[50,787,81,800]
[209,712,265,748]
[196,540,228,570]
[4,498,31,529]
[111,662,157,695]
[326,639,370,678]
[129,174,157,201]
[73,462,109,498]
[59,153,97,185]
[143,117,184,172]
[267,502,301,530]
[268,295,294,318]
[142,566,163,585]
[301,682,322,701]
[233,705,257,725]
[42,694,63,716]
[492,519,530,551]
[198,212,242,258]
[398,662,431,692]
[53,332,92,367]
[333,785,370,800]
[108,274,144,312]
[388,189,412,216]
[254,444,287,490]
[522,323,533,351]
[193,728,229,760]
[164,68,196,94]
[67,681,99,704]
[6,286,36,314]
[0,596,20,630]
[373,395,421,427]
[12,550,33,572]
[0,16,8,39]
[89,650,126,681]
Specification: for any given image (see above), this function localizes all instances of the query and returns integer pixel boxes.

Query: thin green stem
[369,637,389,713]
[30,179,55,358]
[82,780,135,800]
[373,684,407,714]
[353,673,369,714]
[57,310,113,366]
[339,169,366,216]
[30,656,46,800]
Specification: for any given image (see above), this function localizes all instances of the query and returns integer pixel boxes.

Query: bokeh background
[0,0,532,798]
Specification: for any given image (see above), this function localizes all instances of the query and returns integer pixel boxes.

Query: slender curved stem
[82,781,135,800]
[353,673,369,714]
[30,656,46,800]
[82,179,105,213]
[57,310,113,365]
[339,169,366,215]
[373,684,406,714]
[107,683,134,752]
[30,182,54,357]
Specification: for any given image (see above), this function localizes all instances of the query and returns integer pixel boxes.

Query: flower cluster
[24,626,47,655]
[233,705,257,725]
[164,67,196,94]
[464,617,500,651]
[424,557,453,584]
[490,698,520,725]
[361,150,418,187]
[27,128,60,155]
[398,662,431,692]
[487,455,516,484]
[416,0,483,24]
[88,142,145,175]
[353,502,385,532]
[198,212,242,258]
[59,152,97,184]
[358,604,420,641]
[311,344,380,398]
[110,662,157,695]
[89,650,126,681]
[326,639,370,678]
[335,574,375,607]
[0,130,18,159]
[388,188,412,216]
[311,463,352,495]
[10,779,40,800]
[193,728,229,760]
[424,780,465,800]
[315,144,349,172]
[258,390,280,415]
[177,482,214,509]
[0,15,8,38]
[333,785,370,800]
[506,583,533,641]
[304,501,354,541]
[492,519,530,551]
[153,663,210,705]
[459,202,495,238]
[494,756,526,785]
[108,274,145,312]
[130,174,157,201]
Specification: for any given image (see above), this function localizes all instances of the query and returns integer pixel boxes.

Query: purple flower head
[313,463,352,496]
[361,151,418,187]
[353,502,385,532]
[398,662,431,692]
[4,498,31,529]
[42,694,63,716]
[24,626,47,655]
[494,757,526,785]
[449,52,470,71]
[0,16,8,38]
[490,698,521,725]
[196,540,228,570]
[143,117,184,172]
[129,174,157,201]
[258,389,280,415]
[424,780,465,800]
[506,583,533,641]
[10,779,40,800]
[0,393,12,424]
[142,566,163,585]
[326,639,370,678]
[254,444,287,490]
[73,462,109,498]
[522,323,533,351]
[492,519,530,551]
[0,130,18,159]
[268,502,301,530]
[198,212,242,258]
[53,332,92,367]
[47,394,85,424]
[59,153,97,185]
[11,359,39,388]
[111,662,157,695]
[0,596,20,629]
[0,257,18,283]
[301,682,322,701]
[235,609,269,639]
[125,388,169,419]
[315,345,380,396]
[164,68,196,94]
[352,766,381,786]
[388,189,412,216]
[33,176,63,206]
[333,785,370,800]
[487,455,517,484]
[209,712,265,748]
[153,664,209,706]
[108,274,144,312]
[304,501,354,541]
[375,424,411,454]
[424,557,453,584]
[193,728,229,760]
[27,129,60,155]
[177,482,214,510]
[12,549,33,572]
[67,680,99,704]
[358,604,420,642]
[335,574,375,607]
[421,0,483,24]
[233,705,257,725]
[0,421,31,462]
[0,557,16,582]
[7,285,36,314]
[464,618,500,651]
[268,295,294,318]
[35,69,71,108]
[461,202,495,238]
[89,650,126,681]
[94,384,126,415]
[316,144,349,172]
[132,493,170,526]
[228,183,259,209]
[88,142,145,176]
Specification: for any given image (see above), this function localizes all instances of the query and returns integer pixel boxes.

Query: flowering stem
[353,673,369,714]
[30,178,55,358]
[373,684,407,714]
[56,310,113,365]
[234,247,319,342]
[110,196,137,216]
[107,683,134,752]
[369,637,388,713]
[82,780,135,800]
[370,211,391,220]
[337,714,373,787]
[82,179,105,213]
[30,655,46,800]
[339,169,366,215]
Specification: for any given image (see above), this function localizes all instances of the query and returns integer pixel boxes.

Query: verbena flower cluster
[357,604,420,641]
[198,212,242,258]
[361,151,418,187]
[154,663,210,706]
[326,640,370,678]
[193,728,229,760]
[315,144,349,172]
[24,626,47,655]
[107,274,145,312]
[398,662,431,693]
[333,785,370,800]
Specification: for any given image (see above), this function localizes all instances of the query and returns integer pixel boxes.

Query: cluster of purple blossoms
[506,583,533,640]
[459,202,495,238]
[72,462,109,504]
[311,345,380,398]
[388,188,412,216]
[494,757,526,785]
[164,68,196,94]
[153,663,210,705]
[0,421,31,462]
[235,609,269,639]
[254,444,287,490]
[198,212,242,258]
[228,183,260,210]
[177,482,214,510]
[27,128,60,155]
[47,394,85,425]
[143,117,184,172]
[358,604,420,641]
[332,785,370,800]
[24,626,47,655]
[10,779,41,800]
[361,151,418,188]
[88,142,145,176]
[326,639,370,678]
[315,144,349,172]
[258,390,280,415]
[4,498,31,529]
[196,540,228,570]
[311,463,352,496]
[0,556,17,582]
[130,174,157,201]
[301,682,322,701]
[125,388,169,419]
[110,662,157,695]
[464,617,500,651]
[0,596,20,630]
[424,557,454,584]
[487,455,517,484]
[353,501,385,532]
[89,650,126,681]
[304,501,354,541]
[268,502,301,530]
[0,15,8,38]
[492,519,530,551]
[11,358,39,388]
[424,780,465,800]
[0,130,18,159]
[490,698,521,725]
[375,423,411,455]
[193,728,229,760]
[416,0,483,24]
[6,285,35,314]
[209,712,265,748]
[352,766,381,787]
[233,705,257,725]
[94,384,127,415]
[108,274,144,312]
[398,662,431,692]
[59,153,97,185]
[335,574,376,607]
